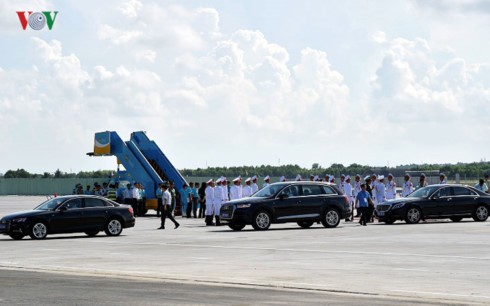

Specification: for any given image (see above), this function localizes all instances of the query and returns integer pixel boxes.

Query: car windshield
[34,197,66,210]
[252,184,286,198]
[407,186,440,198]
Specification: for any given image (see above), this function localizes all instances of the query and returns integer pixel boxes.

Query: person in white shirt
[386,174,397,200]
[330,176,335,185]
[280,176,286,182]
[344,175,354,221]
[230,177,242,200]
[418,173,428,189]
[370,174,378,205]
[214,178,224,226]
[402,174,414,197]
[251,176,259,194]
[263,176,270,188]
[158,184,180,230]
[242,178,253,197]
[325,174,330,183]
[205,179,215,226]
[375,175,386,205]
[474,179,488,193]
[339,174,346,194]
[295,174,302,181]
[439,173,447,184]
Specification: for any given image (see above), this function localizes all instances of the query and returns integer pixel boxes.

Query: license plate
[221,213,230,218]
[0,224,6,229]
[378,211,385,216]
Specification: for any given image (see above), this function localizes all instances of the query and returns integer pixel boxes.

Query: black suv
[220,182,350,231]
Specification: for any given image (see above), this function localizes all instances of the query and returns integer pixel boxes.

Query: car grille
[377,205,391,212]
[220,204,234,219]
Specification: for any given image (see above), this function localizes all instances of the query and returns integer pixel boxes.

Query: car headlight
[392,203,405,210]
[12,217,27,223]
[236,204,251,209]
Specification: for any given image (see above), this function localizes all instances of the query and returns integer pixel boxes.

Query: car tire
[297,221,314,229]
[450,216,463,222]
[321,208,340,228]
[104,218,123,236]
[228,222,246,231]
[473,205,489,222]
[384,219,395,225]
[252,210,272,231]
[405,207,422,224]
[29,221,48,239]
[9,233,25,240]
[85,230,99,237]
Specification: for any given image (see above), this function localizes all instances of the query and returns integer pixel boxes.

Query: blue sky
[1,0,489,175]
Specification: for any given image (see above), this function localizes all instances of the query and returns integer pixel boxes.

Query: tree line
[2,161,489,179]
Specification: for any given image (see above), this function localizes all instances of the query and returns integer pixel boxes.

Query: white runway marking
[394,268,430,272]
[391,289,490,300]
[87,240,490,261]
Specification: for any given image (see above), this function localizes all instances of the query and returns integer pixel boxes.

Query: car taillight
[128,207,134,216]
[344,196,350,205]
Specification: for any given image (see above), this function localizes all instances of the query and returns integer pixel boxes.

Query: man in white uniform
[213,178,223,226]
[325,174,330,183]
[370,174,378,205]
[439,173,447,184]
[375,175,386,205]
[402,174,414,197]
[280,176,286,182]
[295,174,302,181]
[263,176,270,188]
[330,176,335,185]
[221,176,229,203]
[251,176,259,194]
[230,177,242,200]
[386,174,397,200]
[242,178,253,198]
[339,174,346,194]
[344,175,354,221]
[205,179,215,226]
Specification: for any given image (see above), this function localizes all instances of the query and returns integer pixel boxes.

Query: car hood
[383,198,422,206]
[225,197,269,205]
[1,210,47,221]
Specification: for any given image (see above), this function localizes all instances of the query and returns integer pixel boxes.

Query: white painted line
[394,268,430,272]
[87,240,490,261]
[391,289,490,300]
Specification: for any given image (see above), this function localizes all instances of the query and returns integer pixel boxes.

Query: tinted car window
[85,198,107,208]
[322,186,336,195]
[62,199,82,210]
[435,187,451,197]
[453,187,475,196]
[282,186,300,197]
[302,185,325,196]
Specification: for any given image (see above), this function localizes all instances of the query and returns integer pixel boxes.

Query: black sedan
[220,182,351,231]
[376,184,490,224]
[0,195,135,240]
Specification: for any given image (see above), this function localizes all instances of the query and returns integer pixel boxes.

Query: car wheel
[228,222,246,231]
[473,205,489,222]
[85,230,99,237]
[9,233,25,240]
[384,219,395,225]
[104,218,123,236]
[321,208,340,228]
[29,222,48,239]
[450,217,463,222]
[405,207,422,224]
[252,210,271,231]
[297,221,314,229]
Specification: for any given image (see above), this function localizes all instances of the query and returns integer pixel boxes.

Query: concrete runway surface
[0,196,489,305]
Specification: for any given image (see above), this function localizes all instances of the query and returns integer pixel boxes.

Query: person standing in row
[158,184,180,230]
[353,175,362,217]
[251,176,259,194]
[263,176,270,188]
[439,173,447,184]
[364,176,374,222]
[242,178,253,197]
[221,177,229,203]
[198,182,206,218]
[418,173,428,189]
[230,177,242,200]
[205,179,215,226]
[192,182,199,218]
[214,178,224,226]
[474,179,488,193]
[156,183,163,217]
[386,174,396,200]
[375,175,386,205]
[339,174,346,194]
[402,174,414,197]
[344,175,353,222]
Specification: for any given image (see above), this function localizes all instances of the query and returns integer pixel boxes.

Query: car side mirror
[59,206,67,213]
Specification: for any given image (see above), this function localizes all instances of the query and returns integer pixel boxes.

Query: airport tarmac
[0,196,489,305]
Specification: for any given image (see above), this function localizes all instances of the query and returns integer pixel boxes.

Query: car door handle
[447,198,452,202]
